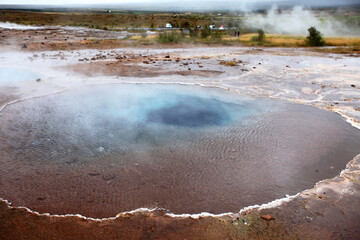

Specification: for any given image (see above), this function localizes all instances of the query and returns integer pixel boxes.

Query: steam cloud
[244,5,360,36]
[0,22,45,30]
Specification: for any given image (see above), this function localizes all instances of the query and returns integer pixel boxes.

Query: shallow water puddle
[0,84,359,218]
[0,67,40,83]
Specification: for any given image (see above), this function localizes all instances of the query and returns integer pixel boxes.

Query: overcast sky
[0,0,302,5]
[0,0,358,10]
[0,0,285,4]
[1,0,278,4]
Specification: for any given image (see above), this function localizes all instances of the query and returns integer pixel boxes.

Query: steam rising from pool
[0,84,359,218]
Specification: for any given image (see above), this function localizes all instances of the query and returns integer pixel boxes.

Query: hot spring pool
[0,67,40,83]
[0,84,359,218]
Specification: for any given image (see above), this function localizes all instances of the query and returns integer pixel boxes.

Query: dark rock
[65,158,78,164]
[88,172,100,176]
[351,84,356,88]
[21,44,27,49]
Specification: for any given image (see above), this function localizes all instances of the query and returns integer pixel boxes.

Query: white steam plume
[244,5,360,36]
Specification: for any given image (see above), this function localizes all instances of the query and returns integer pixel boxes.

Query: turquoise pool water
[0,67,40,83]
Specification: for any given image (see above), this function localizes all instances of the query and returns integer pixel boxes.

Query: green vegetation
[158,32,181,43]
[306,27,326,47]
[140,32,148,39]
[210,30,223,42]
[251,29,265,43]
[200,26,211,38]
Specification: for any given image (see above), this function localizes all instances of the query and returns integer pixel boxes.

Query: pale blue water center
[0,67,40,83]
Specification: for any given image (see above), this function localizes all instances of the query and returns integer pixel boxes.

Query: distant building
[209,25,215,29]
[166,23,172,28]
[219,25,224,30]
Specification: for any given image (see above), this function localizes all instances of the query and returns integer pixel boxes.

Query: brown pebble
[261,214,273,220]
[102,174,116,180]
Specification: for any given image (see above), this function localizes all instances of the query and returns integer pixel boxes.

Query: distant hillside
[1,0,360,12]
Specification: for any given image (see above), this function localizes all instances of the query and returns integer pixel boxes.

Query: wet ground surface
[0,43,360,239]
